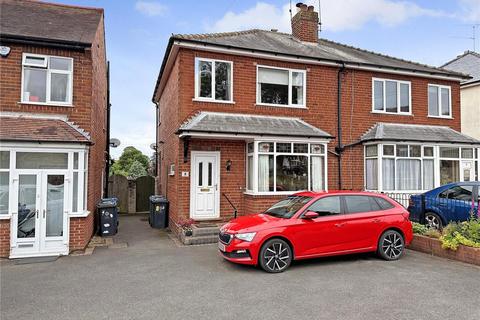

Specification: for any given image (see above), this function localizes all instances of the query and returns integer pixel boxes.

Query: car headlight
[235,232,256,242]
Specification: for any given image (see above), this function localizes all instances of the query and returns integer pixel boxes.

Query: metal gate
[135,175,155,212]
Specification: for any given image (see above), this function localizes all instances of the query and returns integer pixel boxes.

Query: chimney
[291,3,319,43]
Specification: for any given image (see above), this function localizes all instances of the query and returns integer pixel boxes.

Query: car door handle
[334,223,345,228]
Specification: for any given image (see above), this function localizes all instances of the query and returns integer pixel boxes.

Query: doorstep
[179,223,224,245]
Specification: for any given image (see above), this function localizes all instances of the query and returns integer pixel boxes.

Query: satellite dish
[109,138,121,148]
[150,143,157,150]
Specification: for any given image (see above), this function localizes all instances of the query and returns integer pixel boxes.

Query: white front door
[190,151,220,220]
[11,171,69,258]
[461,160,475,182]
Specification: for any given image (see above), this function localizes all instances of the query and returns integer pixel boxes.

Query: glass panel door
[17,174,38,239]
[45,175,65,237]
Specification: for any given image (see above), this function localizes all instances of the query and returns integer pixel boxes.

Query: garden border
[409,234,480,266]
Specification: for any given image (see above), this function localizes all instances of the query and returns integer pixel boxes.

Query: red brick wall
[155,47,462,222]
[0,18,107,255]
[0,220,9,257]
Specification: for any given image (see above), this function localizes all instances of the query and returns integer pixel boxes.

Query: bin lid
[97,197,118,208]
[149,195,166,203]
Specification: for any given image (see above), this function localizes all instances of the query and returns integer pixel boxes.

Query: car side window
[307,196,341,216]
[344,196,380,214]
[439,186,473,201]
[374,197,395,210]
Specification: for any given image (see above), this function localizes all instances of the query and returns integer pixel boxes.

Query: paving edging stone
[409,234,480,266]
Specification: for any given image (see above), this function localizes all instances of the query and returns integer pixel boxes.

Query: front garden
[410,216,480,266]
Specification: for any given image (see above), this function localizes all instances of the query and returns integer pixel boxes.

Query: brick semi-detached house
[152,3,479,243]
[0,0,108,258]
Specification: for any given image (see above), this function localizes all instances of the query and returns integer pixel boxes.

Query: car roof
[425,181,480,194]
[293,190,388,198]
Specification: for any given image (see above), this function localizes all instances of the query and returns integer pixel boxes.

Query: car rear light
[402,211,410,221]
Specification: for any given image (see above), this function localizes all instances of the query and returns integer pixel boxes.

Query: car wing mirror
[303,211,319,219]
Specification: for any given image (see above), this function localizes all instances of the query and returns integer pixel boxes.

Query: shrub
[412,222,428,235]
[424,228,441,239]
[440,218,480,251]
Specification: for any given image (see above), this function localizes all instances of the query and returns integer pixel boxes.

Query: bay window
[246,141,327,194]
[372,78,411,114]
[22,54,73,105]
[195,58,232,102]
[257,66,306,107]
[428,84,451,118]
[365,144,479,192]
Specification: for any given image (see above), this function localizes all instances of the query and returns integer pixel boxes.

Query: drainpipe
[104,61,111,197]
[154,101,160,194]
[336,62,346,190]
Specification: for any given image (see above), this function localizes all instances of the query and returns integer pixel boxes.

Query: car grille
[219,232,232,244]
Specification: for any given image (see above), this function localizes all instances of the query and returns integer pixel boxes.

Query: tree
[111,146,150,178]
[128,160,147,179]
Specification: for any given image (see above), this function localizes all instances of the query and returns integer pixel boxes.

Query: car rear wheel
[259,238,292,273]
[425,212,443,230]
[378,230,405,261]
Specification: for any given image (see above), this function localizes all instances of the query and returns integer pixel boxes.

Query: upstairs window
[22,54,73,105]
[428,84,451,118]
[194,58,232,102]
[372,78,411,114]
[257,66,306,108]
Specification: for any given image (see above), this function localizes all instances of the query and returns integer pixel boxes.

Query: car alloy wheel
[378,230,404,261]
[425,213,443,230]
[259,239,292,273]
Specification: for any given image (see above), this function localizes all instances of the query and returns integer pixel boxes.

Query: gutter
[0,139,93,145]
[176,130,334,140]
[0,34,91,50]
[104,61,111,197]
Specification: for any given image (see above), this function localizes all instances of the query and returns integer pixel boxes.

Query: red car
[218,191,413,273]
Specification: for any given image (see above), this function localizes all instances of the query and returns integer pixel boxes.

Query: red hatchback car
[218,191,413,273]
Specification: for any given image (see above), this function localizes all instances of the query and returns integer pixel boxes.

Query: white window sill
[192,98,235,105]
[256,103,307,109]
[69,210,91,218]
[371,111,412,116]
[427,115,453,119]
[18,101,73,107]
[0,214,11,220]
[244,191,300,196]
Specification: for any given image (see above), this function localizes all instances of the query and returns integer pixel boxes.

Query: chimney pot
[307,5,314,12]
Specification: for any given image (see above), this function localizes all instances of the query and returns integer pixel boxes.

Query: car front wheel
[378,230,405,261]
[259,238,292,273]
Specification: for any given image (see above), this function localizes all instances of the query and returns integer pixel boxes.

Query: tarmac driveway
[1,215,479,320]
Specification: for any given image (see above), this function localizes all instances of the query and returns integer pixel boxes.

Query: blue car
[408,182,479,229]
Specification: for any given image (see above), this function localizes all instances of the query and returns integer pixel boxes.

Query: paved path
[1,215,479,320]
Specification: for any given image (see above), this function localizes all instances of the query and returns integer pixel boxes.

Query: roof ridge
[174,29,261,40]
[317,37,462,76]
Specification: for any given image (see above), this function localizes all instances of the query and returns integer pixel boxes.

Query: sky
[50,0,480,158]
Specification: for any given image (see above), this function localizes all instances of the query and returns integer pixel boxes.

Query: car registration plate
[218,242,226,252]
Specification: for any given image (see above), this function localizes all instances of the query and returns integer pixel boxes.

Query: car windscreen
[263,196,312,219]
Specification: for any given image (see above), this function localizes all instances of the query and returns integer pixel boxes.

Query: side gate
[135,175,155,212]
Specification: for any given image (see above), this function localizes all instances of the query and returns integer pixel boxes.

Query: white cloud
[135,1,167,17]
[458,0,480,22]
[206,0,449,33]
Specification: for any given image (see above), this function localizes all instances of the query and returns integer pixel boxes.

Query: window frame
[365,143,479,193]
[371,77,412,115]
[245,140,328,195]
[428,84,452,118]
[193,57,234,103]
[21,53,74,106]
[256,64,307,109]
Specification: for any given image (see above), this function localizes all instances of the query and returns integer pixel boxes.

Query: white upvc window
[21,53,73,105]
[0,151,10,216]
[428,84,451,118]
[194,57,233,103]
[246,140,327,195]
[365,143,479,193]
[372,78,411,115]
[256,65,306,108]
